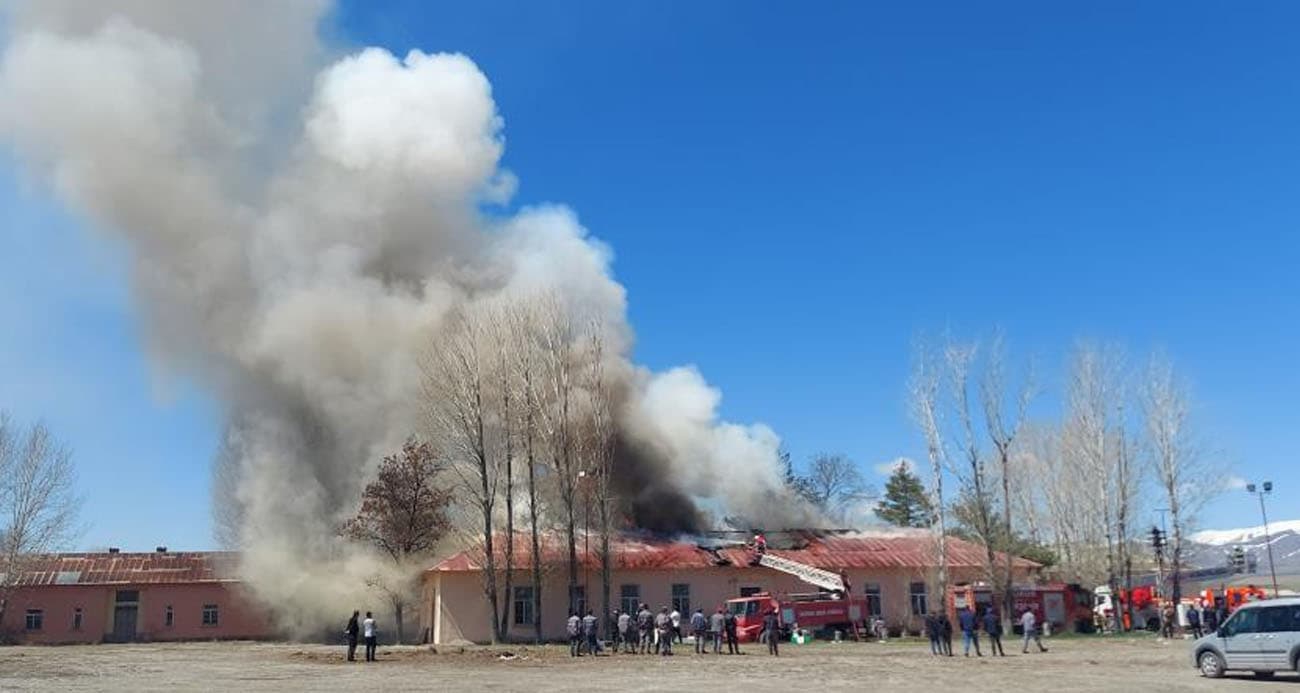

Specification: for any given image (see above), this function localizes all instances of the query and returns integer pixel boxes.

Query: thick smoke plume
[0,2,815,632]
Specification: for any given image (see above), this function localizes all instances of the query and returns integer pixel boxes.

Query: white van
[1192,597,1300,679]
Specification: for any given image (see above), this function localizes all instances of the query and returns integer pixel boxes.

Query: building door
[112,605,138,642]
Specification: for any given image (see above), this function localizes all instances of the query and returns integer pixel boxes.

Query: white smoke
[0,2,808,632]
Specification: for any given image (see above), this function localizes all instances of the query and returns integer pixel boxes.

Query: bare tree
[1142,352,1217,605]
[942,340,1000,596]
[798,453,872,524]
[421,307,505,643]
[507,302,547,643]
[340,439,452,643]
[533,295,582,615]
[0,412,81,629]
[491,311,518,638]
[980,333,1034,631]
[583,321,618,634]
[909,342,949,600]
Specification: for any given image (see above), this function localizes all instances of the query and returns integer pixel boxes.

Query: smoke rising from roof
[0,2,816,631]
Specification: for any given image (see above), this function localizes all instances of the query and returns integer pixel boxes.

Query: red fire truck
[949,582,1095,633]
[725,592,869,642]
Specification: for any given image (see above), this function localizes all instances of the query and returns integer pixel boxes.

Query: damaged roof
[8,552,241,587]
[427,529,1040,573]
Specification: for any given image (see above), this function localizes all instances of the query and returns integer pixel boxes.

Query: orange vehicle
[1201,585,1267,614]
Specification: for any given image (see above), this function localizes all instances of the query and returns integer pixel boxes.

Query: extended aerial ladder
[756,553,846,592]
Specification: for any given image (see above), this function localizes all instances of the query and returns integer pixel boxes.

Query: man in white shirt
[670,608,682,644]
[363,611,378,661]
[1020,608,1047,653]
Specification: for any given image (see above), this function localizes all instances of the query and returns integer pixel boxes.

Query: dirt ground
[1,635,1295,692]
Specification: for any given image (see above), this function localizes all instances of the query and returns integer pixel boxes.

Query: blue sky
[2,1,1298,550]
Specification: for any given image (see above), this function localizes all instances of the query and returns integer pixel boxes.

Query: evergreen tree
[874,463,934,527]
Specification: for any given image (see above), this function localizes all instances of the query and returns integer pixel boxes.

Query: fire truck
[724,550,868,642]
[725,591,869,642]
[950,582,1095,633]
[1094,585,1160,631]
[1202,585,1267,614]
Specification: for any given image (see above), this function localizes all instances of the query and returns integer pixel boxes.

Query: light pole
[1245,481,1280,597]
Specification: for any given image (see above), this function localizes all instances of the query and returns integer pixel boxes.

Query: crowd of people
[568,603,754,657]
[924,606,1049,657]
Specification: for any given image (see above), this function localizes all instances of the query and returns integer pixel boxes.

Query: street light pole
[1246,482,1280,597]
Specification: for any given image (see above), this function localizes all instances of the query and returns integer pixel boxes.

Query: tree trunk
[394,600,405,644]
[475,383,503,644]
[600,493,612,638]
[1001,451,1015,634]
[499,386,514,639]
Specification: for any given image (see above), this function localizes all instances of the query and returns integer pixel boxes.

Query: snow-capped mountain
[1191,519,1300,546]
[1184,519,1300,576]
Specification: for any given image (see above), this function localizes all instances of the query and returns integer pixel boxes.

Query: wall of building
[423,563,1014,644]
[2,582,270,644]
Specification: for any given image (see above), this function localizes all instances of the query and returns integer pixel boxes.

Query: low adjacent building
[1,550,272,644]
[422,529,1041,644]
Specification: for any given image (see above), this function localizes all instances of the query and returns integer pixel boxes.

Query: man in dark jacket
[724,610,741,654]
[939,613,954,656]
[582,610,600,655]
[925,613,940,655]
[959,607,982,657]
[1187,605,1203,639]
[691,608,708,654]
[344,611,360,662]
[763,609,780,656]
[982,608,1005,656]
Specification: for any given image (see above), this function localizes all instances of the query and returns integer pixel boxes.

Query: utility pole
[578,469,590,615]
[1245,481,1280,597]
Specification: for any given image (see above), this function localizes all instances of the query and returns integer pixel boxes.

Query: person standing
[670,607,683,644]
[344,611,360,662]
[959,607,982,657]
[763,608,780,656]
[582,610,600,655]
[709,607,725,654]
[617,609,631,653]
[1202,604,1218,634]
[1020,608,1047,653]
[637,603,653,654]
[982,608,1005,656]
[362,611,378,662]
[724,609,741,655]
[1187,604,1203,639]
[925,613,941,655]
[655,607,674,656]
[567,612,582,657]
[691,608,708,654]
[939,612,954,656]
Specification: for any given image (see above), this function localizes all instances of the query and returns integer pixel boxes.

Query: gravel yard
[1,635,1294,692]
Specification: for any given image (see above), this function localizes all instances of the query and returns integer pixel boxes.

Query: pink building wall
[423,563,1013,644]
[2,582,271,644]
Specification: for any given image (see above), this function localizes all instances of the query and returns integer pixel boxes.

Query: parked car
[1192,596,1300,679]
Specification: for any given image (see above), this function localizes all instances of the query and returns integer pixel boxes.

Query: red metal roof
[8,552,241,587]
[427,530,1040,574]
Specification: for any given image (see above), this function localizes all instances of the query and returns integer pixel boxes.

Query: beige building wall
[423,563,1014,644]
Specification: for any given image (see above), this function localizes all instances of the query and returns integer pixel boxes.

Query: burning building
[421,529,1041,644]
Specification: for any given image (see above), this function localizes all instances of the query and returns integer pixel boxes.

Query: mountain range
[1185,519,1300,576]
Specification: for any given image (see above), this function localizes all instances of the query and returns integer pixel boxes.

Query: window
[115,590,139,603]
[25,609,43,631]
[909,582,928,616]
[620,584,641,615]
[73,608,83,630]
[671,583,690,615]
[165,605,174,627]
[739,586,762,597]
[570,586,586,617]
[513,586,534,626]
[864,583,883,617]
[202,604,219,627]
[1222,608,1257,637]
[1258,605,1300,633]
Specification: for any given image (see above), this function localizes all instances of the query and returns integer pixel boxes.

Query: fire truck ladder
[756,553,845,592]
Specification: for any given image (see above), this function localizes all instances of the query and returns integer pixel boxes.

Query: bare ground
[0,636,1295,692]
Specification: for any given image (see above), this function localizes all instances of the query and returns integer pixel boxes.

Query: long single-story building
[1,550,272,644]
[422,529,1041,644]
